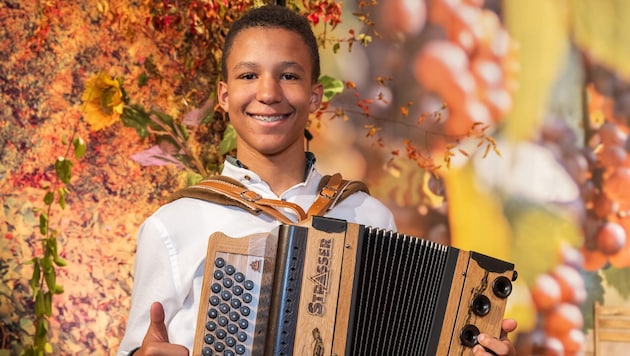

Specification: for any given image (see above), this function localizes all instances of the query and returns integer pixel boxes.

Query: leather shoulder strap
[167,176,306,224]
[306,173,370,217]
[168,173,369,223]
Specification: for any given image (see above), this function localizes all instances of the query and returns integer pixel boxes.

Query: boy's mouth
[250,114,288,122]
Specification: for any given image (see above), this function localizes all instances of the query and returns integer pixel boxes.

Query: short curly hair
[220,5,320,83]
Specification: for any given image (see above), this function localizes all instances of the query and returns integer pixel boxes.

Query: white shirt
[118,161,397,354]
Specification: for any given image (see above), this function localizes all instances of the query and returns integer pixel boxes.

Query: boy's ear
[217,81,229,111]
[309,83,324,112]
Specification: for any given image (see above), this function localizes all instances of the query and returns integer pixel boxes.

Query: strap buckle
[240,190,262,202]
[319,186,339,200]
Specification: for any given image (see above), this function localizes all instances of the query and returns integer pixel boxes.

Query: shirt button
[243,175,251,181]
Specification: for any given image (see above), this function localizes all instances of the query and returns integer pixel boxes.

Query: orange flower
[81,72,125,131]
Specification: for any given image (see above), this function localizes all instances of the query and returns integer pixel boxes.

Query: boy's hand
[135,302,188,356]
[472,319,518,356]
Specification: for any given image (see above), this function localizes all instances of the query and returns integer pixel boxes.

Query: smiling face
[218,27,323,161]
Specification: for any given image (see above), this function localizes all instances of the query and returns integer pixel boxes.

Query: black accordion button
[216,329,227,340]
[225,336,236,347]
[213,270,224,280]
[208,309,218,319]
[232,285,243,296]
[224,351,235,356]
[211,283,222,294]
[234,272,245,283]
[204,334,215,344]
[237,332,247,342]
[215,258,225,268]
[209,296,220,306]
[218,316,229,327]
[221,290,232,301]
[235,344,246,355]
[205,321,217,332]
[227,323,238,334]
[219,303,230,314]
[242,293,253,304]
[223,278,234,289]
[238,319,248,329]
[225,264,236,275]
[214,342,225,352]
[240,306,250,317]
[230,298,241,309]
[202,346,213,356]
[243,280,254,290]
[229,311,240,322]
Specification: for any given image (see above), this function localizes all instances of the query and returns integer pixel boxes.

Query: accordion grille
[349,227,451,355]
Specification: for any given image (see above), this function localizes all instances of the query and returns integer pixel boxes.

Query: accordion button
[216,329,227,340]
[240,306,250,317]
[237,332,247,342]
[233,286,243,296]
[242,293,253,304]
[215,258,225,268]
[230,298,241,309]
[202,346,213,356]
[243,280,254,290]
[225,351,235,356]
[234,272,245,283]
[205,321,217,332]
[225,265,236,275]
[219,303,230,314]
[218,316,229,327]
[214,342,225,352]
[238,319,249,329]
[225,336,237,347]
[211,283,222,294]
[221,290,232,301]
[229,311,240,322]
[223,278,234,289]
[208,309,218,319]
[209,296,220,306]
[213,270,224,280]
[235,345,246,355]
[227,323,238,334]
[204,334,215,345]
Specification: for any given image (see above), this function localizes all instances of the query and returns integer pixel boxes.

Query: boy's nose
[256,75,282,104]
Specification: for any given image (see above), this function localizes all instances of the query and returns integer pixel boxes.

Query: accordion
[193,216,517,356]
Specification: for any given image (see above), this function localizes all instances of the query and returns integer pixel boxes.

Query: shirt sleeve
[117,216,182,355]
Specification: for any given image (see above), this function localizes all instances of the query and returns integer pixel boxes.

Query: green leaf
[58,187,66,209]
[120,104,151,137]
[30,258,41,291]
[43,191,54,205]
[72,137,86,159]
[34,291,45,317]
[186,172,203,186]
[44,291,52,317]
[319,74,344,103]
[219,123,237,155]
[602,266,630,299]
[54,157,73,184]
[138,72,149,87]
[39,213,48,235]
[580,270,605,330]
[333,42,340,54]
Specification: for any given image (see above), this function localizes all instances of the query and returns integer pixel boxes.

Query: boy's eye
[239,73,257,80]
[281,73,298,80]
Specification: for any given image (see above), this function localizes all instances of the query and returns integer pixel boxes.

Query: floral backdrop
[3,0,630,355]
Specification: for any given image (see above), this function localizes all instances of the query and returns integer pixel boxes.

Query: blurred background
[2,0,630,354]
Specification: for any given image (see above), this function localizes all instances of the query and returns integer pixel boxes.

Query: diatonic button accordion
[193,216,517,356]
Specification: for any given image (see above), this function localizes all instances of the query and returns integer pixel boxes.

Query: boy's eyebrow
[231,61,307,73]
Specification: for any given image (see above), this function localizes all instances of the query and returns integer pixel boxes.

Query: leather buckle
[320,186,338,199]
[240,190,262,202]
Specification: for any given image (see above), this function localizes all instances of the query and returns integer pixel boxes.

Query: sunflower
[81,72,125,131]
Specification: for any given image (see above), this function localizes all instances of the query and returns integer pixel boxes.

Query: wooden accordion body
[193,216,517,356]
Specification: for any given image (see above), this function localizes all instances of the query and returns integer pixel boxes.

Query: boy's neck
[237,148,307,196]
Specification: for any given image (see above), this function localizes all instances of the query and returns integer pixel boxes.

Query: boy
[118,5,516,355]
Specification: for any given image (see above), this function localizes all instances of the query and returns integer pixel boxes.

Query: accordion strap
[168,173,369,223]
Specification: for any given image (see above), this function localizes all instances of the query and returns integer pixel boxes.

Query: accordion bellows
[193,216,517,356]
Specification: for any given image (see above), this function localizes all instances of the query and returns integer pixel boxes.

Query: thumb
[143,302,170,344]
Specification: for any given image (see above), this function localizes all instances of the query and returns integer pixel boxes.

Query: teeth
[251,114,285,122]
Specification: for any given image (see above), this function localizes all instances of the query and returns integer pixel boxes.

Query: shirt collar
[225,152,316,181]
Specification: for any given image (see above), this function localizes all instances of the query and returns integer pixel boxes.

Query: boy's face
[218,27,323,159]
